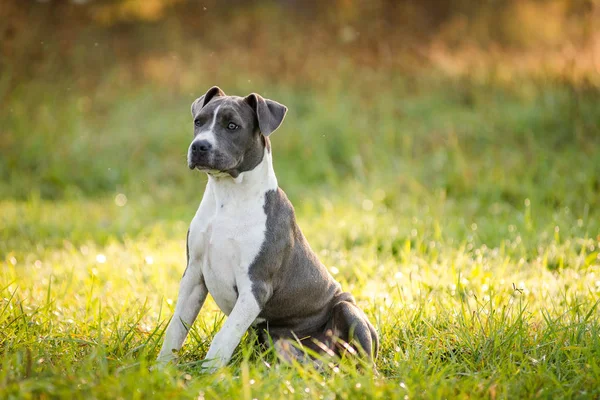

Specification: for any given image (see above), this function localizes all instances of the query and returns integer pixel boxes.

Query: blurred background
[0,0,599,251]
[1,4,600,395]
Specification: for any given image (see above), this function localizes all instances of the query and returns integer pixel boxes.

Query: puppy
[157,86,378,371]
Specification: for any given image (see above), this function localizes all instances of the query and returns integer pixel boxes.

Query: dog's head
[187,86,287,178]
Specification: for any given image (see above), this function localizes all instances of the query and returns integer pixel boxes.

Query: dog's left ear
[244,93,287,136]
[191,86,226,116]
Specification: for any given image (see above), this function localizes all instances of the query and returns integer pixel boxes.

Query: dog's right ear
[190,86,226,116]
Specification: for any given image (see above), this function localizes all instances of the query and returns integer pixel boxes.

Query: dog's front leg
[201,290,263,372]
[157,265,208,364]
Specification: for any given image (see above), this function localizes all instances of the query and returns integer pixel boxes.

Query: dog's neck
[206,147,278,207]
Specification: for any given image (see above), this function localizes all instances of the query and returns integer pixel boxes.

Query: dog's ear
[191,86,226,116]
[244,93,287,136]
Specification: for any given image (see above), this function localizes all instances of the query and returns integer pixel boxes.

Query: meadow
[1,3,600,396]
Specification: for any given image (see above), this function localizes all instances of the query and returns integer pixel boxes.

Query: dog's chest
[189,186,267,316]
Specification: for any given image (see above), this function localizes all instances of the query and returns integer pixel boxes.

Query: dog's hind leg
[274,338,308,364]
[331,298,378,362]
[367,316,379,359]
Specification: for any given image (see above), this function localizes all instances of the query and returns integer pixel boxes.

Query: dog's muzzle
[188,140,212,170]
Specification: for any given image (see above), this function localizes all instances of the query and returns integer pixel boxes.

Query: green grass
[1,74,600,398]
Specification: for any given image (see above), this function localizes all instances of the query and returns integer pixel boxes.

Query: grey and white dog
[157,86,378,371]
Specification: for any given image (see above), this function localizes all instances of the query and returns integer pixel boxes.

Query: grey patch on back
[247,188,379,360]
[248,188,342,337]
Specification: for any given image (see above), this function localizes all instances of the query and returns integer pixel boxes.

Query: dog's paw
[273,338,311,365]
[152,352,178,371]
[151,360,173,371]
[199,357,225,374]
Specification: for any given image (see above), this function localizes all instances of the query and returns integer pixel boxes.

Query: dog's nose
[191,141,212,153]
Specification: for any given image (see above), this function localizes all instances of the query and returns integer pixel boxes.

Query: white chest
[187,165,275,316]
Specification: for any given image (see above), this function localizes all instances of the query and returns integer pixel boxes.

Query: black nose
[191,141,212,153]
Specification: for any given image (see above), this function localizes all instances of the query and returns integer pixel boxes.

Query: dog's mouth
[188,161,216,172]
[193,165,218,174]
[188,161,202,170]
[187,160,205,170]
[187,153,215,171]
[188,153,242,176]
[188,161,237,178]
[189,165,236,179]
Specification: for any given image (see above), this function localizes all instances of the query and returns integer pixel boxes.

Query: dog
[156,86,378,371]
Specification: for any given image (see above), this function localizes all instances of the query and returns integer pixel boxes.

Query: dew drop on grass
[115,193,128,207]
[374,189,386,201]
[330,266,339,275]
[145,256,154,265]
[9,257,17,265]
[284,381,295,394]
[96,254,106,263]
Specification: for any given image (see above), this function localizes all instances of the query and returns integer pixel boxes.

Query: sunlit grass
[1,71,599,398]
[1,183,599,398]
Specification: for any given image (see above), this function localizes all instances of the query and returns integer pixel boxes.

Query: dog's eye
[227,122,238,130]
[194,119,201,127]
